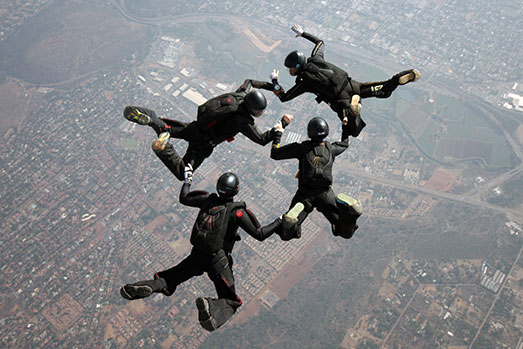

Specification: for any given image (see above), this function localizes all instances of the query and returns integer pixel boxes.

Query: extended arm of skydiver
[236,79,275,93]
[275,80,310,103]
[240,114,293,146]
[275,25,325,103]
[235,207,282,241]
[179,175,210,208]
[270,122,304,160]
[330,127,350,157]
[239,123,277,146]
[292,24,325,59]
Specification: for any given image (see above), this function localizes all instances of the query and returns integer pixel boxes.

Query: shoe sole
[158,132,170,143]
[196,297,217,331]
[283,202,304,228]
[120,287,132,300]
[336,193,363,216]
[195,297,211,319]
[349,94,361,115]
[120,285,153,300]
[398,69,420,85]
[124,106,151,125]
[350,94,361,107]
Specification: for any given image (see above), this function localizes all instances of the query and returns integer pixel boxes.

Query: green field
[417,120,437,155]
[394,96,413,117]
[435,95,463,121]
[396,88,419,103]
[490,142,513,168]
[348,61,387,82]
[462,106,490,128]
[421,100,435,114]
[412,92,514,168]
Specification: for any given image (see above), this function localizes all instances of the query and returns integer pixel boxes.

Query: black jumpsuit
[155,182,281,330]
[271,130,356,239]
[138,79,278,180]
[277,32,410,137]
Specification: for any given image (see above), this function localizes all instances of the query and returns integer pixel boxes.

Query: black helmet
[307,117,329,140]
[244,90,267,111]
[284,50,306,69]
[216,172,240,198]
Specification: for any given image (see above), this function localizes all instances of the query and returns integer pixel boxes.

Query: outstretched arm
[276,80,309,102]
[240,114,293,146]
[292,24,324,59]
[331,128,350,157]
[236,208,282,241]
[270,129,303,160]
[240,123,276,146]
[236,79,274,93]
[179,182,210,208]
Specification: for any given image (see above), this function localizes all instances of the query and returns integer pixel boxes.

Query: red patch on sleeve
[235,211,243,218]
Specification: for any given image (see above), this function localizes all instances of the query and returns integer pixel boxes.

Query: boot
[397,69,421,85]
[334,194,362,239]
[123,106,151,125]
[283,202,304,229]
[336,193,362,216]
[151,132,170,152]
[279,203,304,241]
[196,297,218,331]
[120,278,167,300]
[349,94,361,117]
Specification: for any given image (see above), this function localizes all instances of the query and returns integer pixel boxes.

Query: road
[382,283,421,347]
[469,243,523,348]
[466,165,522,199]
[112,6,523,347]
[338,163,523,221]
[114,5,523,222]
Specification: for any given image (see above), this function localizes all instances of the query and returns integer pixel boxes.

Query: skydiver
[120,170,282,332]
[123,79,293,180]
[272,24,420,137]
[271,117,363,240]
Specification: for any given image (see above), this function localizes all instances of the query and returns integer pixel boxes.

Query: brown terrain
[424,168,460,192]
[0,80,42,139]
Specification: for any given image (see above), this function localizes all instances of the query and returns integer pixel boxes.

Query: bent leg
[121,250,204,300]
[279,191,313,240]
[197,253,241,331]
[155,251,204,296]
[123,106,168,135]
[209,267,242,326]
[182,143,214,172]
[123,105,191,138]
[339,104,366,137]
[153,141,185,181]
[333,193,362,239]
[332,87,366,137]
[160,118,190,139]
[315,188,340,227]
[120,278,167,300]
